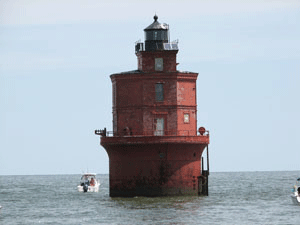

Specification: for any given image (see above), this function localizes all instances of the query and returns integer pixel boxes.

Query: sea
[0,171,299,225]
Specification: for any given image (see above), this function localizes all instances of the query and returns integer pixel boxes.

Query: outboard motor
[83,179,90,192]
[83,183,89,192]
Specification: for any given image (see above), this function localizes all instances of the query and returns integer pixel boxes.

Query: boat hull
[291,194,300,205]
[77,184,100,193]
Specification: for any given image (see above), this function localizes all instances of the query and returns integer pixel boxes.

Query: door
[154,118,164,136]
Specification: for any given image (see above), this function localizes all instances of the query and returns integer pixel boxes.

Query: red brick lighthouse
[95,15,210,197]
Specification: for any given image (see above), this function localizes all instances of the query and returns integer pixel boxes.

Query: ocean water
[0,171,299,225]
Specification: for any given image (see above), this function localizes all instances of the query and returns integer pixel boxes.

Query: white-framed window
[184,113,190,123]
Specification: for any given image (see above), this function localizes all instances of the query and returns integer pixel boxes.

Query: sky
[1,0,300,175]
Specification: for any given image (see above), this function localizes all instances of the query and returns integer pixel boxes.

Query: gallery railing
[95,128,209,137]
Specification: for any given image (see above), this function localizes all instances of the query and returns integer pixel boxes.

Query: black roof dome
[144,15,168,31]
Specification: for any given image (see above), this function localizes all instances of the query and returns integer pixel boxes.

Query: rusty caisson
[95,15,210,197]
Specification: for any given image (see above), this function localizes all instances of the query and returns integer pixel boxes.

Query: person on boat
[90,177,95,186]
[81,175,89,186]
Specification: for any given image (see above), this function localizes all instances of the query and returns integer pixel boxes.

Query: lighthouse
[95,15,210,197]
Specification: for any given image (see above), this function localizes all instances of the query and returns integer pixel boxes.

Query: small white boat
[291,178,300,205]
[77,173,100,193]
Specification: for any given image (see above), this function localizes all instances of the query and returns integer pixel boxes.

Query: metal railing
[95,128,209,137]
[135,41,179,53]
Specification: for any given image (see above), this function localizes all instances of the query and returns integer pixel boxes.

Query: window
[155,58,163,71]
[155,83,164,102]
[184,113,190,123]
[154,118,164,136]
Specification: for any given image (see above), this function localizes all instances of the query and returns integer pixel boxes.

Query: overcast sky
[1,0,300,175]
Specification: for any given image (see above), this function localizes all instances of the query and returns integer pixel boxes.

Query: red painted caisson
[95,15,210,197]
